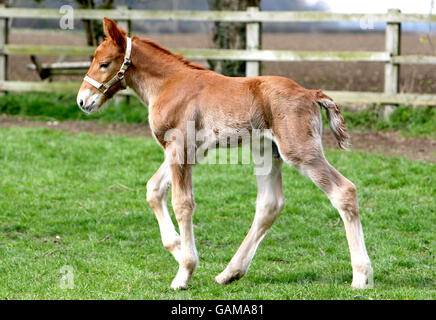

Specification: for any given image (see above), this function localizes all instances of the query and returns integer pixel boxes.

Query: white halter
[84,36,132,97]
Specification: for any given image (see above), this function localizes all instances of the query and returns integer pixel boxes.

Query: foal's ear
[103,17,126,49]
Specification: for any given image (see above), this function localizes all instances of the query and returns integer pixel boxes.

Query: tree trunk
[77,0,114,47]
[207,0,261,77]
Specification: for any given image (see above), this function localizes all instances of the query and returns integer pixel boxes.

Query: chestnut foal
[77,18,372,290]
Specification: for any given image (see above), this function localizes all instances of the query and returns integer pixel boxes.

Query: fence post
[384,8,401,119]
[0,2,9,95]
[116,5,132,35]
[115,5,131,105]
[245,6,260,77]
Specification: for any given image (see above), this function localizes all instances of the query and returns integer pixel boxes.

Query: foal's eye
[100,62,110,69]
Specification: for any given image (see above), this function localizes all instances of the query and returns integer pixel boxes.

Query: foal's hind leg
[146,160,182,262]
[279,142,372,289]
[215,155,285,285]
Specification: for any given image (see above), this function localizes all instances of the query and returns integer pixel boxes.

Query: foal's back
[161,70,318,133]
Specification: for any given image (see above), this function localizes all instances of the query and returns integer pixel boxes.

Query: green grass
[1,93,435,138]
[341,105,436,138]
[0,126,434,299]
[0,93,148,124]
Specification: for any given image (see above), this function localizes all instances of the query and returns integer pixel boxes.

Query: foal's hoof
[351,274,370,290]
[170,272,190,290]
[351,264,373,289]
[214,270,243,285]
[351,279,368,289]
[170,279,189,290]
[214,274,229,285]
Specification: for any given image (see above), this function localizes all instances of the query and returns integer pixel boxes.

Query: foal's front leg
[146,160,182,262]
[215,156,285,285]
[169,164,198,290]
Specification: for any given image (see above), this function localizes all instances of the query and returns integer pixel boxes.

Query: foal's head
[77,18,130,113]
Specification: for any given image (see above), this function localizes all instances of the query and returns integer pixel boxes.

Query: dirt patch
[1,115,435,163]
[322,129,436,163]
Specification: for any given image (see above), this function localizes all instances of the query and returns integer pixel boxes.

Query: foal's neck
[125,37,205,105]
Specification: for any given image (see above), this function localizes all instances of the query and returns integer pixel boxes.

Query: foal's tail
[313,90,350,150]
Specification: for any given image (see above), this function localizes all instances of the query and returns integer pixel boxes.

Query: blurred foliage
[0,92,148,124]
[339,105,436,138]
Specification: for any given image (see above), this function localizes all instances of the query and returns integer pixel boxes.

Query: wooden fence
[0,5,436,105]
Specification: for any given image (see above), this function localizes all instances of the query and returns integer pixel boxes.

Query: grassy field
[0,126,434,299]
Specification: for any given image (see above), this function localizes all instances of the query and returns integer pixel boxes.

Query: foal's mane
[134,36,208,71]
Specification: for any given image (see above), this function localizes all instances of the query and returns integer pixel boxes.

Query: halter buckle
[117,71,125,80]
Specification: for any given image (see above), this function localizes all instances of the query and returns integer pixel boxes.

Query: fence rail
[2,45,392,62]
[0,6,436,105]
[1,7,436,23]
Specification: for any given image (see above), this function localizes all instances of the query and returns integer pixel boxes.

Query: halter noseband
[84,36,132,97]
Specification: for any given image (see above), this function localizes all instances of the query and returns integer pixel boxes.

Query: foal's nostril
[79,99,84,107]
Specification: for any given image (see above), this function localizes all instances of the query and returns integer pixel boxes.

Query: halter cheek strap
[84,36,132,97]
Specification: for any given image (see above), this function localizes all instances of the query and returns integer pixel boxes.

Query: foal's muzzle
[80,101,96,114]
[76,89,102,114]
